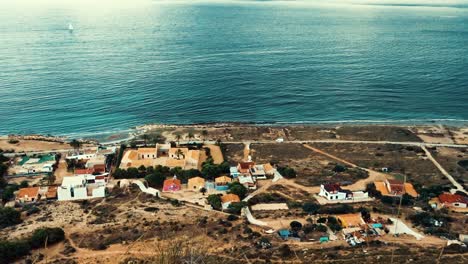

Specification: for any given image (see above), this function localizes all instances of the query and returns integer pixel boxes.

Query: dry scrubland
[2,124,468,263]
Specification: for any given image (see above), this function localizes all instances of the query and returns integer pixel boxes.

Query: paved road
[166,139,468,148]
[421,146,467,195]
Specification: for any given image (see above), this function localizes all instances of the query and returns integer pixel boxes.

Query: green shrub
[0,207,21,229]
[29,227,65,249]
[0,240,30,262]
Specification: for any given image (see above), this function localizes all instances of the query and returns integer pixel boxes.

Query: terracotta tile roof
[75,168,94,175]
[374,182,389,195]
[337,213,365,228]
[404,183,418,197]
[221,194,240,204]
[138,148,157,154]
[439,193,468,204]
[323,183,342,193]
[128,150,138,160]
[93,164,106,172]
[17,187,40,199]
[215,176,232,184]
[188,176,205,185]
[262,163,274,172]
[239,162,255,170]
[165,159,186,167]
[163,178,181,192]
[387,179,404,185]
[46,186,57,199]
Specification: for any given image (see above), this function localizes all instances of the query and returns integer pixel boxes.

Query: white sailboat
[68,23,74,32]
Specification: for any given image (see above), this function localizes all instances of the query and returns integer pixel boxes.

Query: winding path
[421,146,467,194]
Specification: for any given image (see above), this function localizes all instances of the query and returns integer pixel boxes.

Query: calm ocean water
[1,1,468,138]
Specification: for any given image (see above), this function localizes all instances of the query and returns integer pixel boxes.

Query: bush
[0,240,30,262]
[207,194,222,210]
[29,227,65,249]
[8,139,19,144]
[227,202,247,215]
[277,166,297,178]
[0,207,21,229]
[332,164,347,173]
[302,202,320,214]
[227,214,239,221]
[318,204,354,214]
[228,182,248,199]
[290,221,303,231]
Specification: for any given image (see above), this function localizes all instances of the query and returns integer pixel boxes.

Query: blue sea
[1,0,468,139]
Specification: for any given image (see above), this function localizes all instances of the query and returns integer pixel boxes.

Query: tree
[227,202,247,214]
[187,132,194,142]
[141,134,150,146]
[228,182,248,200]
[201,130,208,142]
[302,202,320,214]
[29,227,65,249]
[175,134,182,146]
[2,184,19,202]
[19,180,29,188]
[0,207,21,229]
[290,221,303,232]
[333,164,347,173]
[69,139,82,151]
[175,149,184,160]
[200,187,207,196]
[46,172,56,185]
[145,172,165,188]
[207,194,222,210]
[277,166,297,178]
[0,240,30,263]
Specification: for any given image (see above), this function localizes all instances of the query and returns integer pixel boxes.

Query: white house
[319,184,350,200]
[238,175,256,190]
[58,174,108,201]
[230,167,240,178]
[319,184,369,201]
[250,165,266,180]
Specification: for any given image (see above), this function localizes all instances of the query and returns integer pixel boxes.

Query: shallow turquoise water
[1,1,468,137]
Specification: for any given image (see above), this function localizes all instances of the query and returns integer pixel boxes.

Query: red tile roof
[323,183,342,193]
[17,187,40,199]
[93,164,106,172]
[75,168,94,175]
[239,162,255,170]
[439,193,468,204]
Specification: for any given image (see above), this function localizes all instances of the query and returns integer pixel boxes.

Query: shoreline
[2,119,468,145]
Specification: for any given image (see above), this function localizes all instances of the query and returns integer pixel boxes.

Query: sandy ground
[54,157,73,184]
[251,203,289,211]
[302,144,389,191]
[451,127,468,144]
[205,144,224,164]
[0,139,71,152]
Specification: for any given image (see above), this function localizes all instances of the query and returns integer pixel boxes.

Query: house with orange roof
[374,179,418,198]
[215,176,232,191]
[120,144,201,170]
[188,177,206,191]
[221,194,240,210]
[16,187,40,203]
[163,178,181,192]
[237,162,255,176]
[429,193,468,210]
[337,213,366,228]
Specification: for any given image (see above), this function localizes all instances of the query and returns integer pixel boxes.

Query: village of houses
[1,125,468,263]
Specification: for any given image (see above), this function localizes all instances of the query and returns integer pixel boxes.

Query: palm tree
[201,130,208,143]
[175,134,181,146]
[141,134,150,146]
[69,139,82,152]
[187,132,194,143]
[175,149,184,160]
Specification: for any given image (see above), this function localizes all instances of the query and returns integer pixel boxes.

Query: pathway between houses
[303,144,389,191]
[421,146,467,195]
